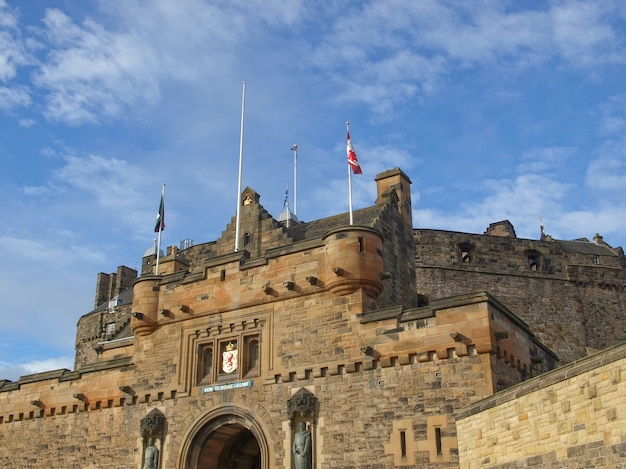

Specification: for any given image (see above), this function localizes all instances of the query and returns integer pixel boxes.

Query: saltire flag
[154,193,165,233]
[347,131,362,174]
[283,185,289,209]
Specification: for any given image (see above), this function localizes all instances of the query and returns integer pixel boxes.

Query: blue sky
[1,0,626,381]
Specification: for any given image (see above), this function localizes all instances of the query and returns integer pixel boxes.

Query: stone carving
[292,422,312,469]
[287,388,317,419]
[143,437,159,469]
[140,408,166,437]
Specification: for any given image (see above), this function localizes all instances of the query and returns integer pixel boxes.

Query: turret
[323,226,384,297]
[131,276,160,336]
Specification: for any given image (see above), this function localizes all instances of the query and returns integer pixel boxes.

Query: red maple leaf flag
[346,131,362,174]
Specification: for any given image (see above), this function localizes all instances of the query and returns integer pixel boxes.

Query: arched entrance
[181,410,268,469]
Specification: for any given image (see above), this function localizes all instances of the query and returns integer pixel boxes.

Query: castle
[1,167,625,468]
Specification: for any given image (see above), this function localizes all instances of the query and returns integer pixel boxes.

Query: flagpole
[347,121,354,225]
[235,81,246,252]
[291,144,298,216]
[155,182,165,274]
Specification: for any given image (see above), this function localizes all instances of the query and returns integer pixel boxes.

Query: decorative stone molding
[141,408,166,438]
[287,388,318,419]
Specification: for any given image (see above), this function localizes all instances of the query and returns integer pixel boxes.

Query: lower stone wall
[0,351,495,468]
[456,343,626,469]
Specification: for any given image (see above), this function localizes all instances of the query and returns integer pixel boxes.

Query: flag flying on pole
[283,185,289,209]
[154,192,165,233]
[347,131,362,174]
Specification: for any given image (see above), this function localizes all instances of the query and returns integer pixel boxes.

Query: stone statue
[292,422,312,469]
[143,437,159,469]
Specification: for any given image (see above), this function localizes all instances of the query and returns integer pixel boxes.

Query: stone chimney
[484,220,517,238]
[375,167,412,227]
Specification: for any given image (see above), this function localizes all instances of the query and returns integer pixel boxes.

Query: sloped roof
[285,205,384,242]
[557,239,619,256]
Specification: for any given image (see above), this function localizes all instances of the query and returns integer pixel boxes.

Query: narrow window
[243,232,251,246]
[245,336,260,377]
[358,236,364,253]
[400,430,407,458]
[593,255,600,265]
[203,347,213,378]
[435,427,442,455]
[458,242,474,264]
[197,345,213,384]
[525,250,542,271]
[220,269,226,281]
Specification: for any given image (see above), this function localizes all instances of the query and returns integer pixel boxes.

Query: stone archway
[180,409,268,469]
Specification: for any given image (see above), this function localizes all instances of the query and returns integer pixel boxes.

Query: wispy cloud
[0,357,73,382]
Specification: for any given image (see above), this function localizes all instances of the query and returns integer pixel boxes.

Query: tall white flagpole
[291,144,298,216]
[347,121,354,225]
[235,81,246,252]
[155,182,165,274]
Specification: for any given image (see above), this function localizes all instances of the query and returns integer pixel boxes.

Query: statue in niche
[292,421,312,469]
[143,437,159,469]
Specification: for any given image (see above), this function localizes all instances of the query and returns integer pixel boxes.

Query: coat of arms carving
[222,342,238,373]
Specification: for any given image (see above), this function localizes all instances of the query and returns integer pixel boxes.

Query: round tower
[131,275,161,336]
[323,225,384,297]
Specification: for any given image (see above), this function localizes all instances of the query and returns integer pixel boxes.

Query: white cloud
[414,170,574,240]
[305,1,626,119]
[551,1,623,67]
[586,140,626,193]
[598,94,626,136]
[518,146,577,174]
[0,357,73,382]
[0,234,107,266]
[26,0,309,125]
[1,1,624,126]
[50,152,155,232]
[0,0,31,82]
[18,117,34,127]
[33,8,161,125]
[0,84,30,110]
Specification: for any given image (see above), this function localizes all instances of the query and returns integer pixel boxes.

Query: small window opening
[248,339,259,372]
[220,269,226,281]
[435,427,442,455]
[198,346,213,384]
[458,242,474,264]
[593,255,600,265]
[400,430,407,458]
[243,232,251,246]
[358,236,364,253]
[528,256,539,271]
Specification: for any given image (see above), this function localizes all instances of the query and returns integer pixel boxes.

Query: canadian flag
[347,132,362,174]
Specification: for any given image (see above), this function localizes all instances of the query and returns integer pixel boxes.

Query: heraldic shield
[222,342,238,373]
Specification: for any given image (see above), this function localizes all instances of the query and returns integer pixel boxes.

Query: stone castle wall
[0,283,545,468]
[414,228,626,363]
[0,353,488,469]
[456,343,626,468]
[3,167,625,468]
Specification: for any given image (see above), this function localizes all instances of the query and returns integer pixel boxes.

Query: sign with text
[201,379,253,394]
